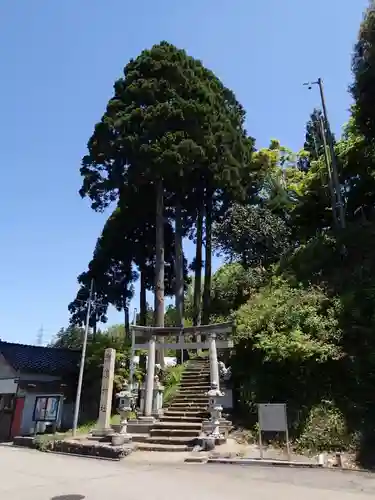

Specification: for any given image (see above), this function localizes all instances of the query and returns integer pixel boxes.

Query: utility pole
[72,279,94,436]
[37,325,44,346]
[318,114,339,230]
[304,78,346,229]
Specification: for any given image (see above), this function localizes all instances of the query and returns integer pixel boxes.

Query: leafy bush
[296,402,354,452]
[234,278,342,362]
[210,263,267,317]
[231,278,344,439]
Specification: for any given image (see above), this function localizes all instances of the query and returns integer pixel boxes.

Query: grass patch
[163,363,186,405]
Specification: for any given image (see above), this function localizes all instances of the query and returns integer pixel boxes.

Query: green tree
[351,1,375,142]
[50,324,133,420]
[299,108,335,169]
[336,117,375,222]
[214,203,291,268]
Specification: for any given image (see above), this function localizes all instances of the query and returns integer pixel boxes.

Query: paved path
[1,446,375,499]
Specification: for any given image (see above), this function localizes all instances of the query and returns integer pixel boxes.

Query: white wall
[0,378,18,394]
[221,389,233,410]
[0,354,16,379]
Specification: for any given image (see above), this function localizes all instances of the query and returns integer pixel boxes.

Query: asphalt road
[1,446,375,499]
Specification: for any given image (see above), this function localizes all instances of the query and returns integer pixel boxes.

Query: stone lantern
[205,381,225,442]
[112,381,134,445]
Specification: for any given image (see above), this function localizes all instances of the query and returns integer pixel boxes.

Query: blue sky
[0,0,367,344]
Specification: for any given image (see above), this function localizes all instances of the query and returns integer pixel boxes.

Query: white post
[72,279,94,436]
[130,328,135,391]
[144,335,156,416]
[209,332,220,390]
[258,426,264,460]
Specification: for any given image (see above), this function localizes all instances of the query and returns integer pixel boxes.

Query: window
[0,394,15,412]
[33,396,60,422]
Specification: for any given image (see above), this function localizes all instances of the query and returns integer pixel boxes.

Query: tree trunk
[175,200,185,363]
[202,197,212,325]
[193,204,203,327]
[139,267,147,374]
[140,267,147,326]
[92,316,97,340]
[124,302,130,337]
[154,178,165,367]
[175,201,184,327]
[122,286,130,338]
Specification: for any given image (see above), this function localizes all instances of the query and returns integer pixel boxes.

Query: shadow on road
[51,496,85,500]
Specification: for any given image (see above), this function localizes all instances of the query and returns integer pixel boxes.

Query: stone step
[174,393,209,399]
[150,428,200,438]
[145,436,198,446]
[180,382,209,386]
[173,397,209,403]
[177,389,209,393]
[168,408,207,414]
[169,401,207,407]
[161,416,203,423]
[136,442,192,452]
[175,393,208,398]
[175,393,208,397]
[183,366,210,371]
[164,407,208,413]
[183,368,209,372]
[178,385,209,389]
[130,433,150,443]
[162,408,209,420]
[152,421,202,430]
[181,378,208,382]
[181,376,209,381]
[179,384,209,389]
[162,408,208,420]
[170,400,208,406]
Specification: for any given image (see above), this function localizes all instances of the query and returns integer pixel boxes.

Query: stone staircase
[137,358,210,451]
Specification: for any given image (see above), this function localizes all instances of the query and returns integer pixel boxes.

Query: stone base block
[111,433,131,446]
[127,418,155,434]
[91,427,113,438]
[54,439,135,460]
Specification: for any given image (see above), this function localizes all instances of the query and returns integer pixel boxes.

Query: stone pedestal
[126,417,155,435]
[202,418,231,440]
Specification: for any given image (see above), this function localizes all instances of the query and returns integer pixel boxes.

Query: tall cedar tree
[79,42,253,336]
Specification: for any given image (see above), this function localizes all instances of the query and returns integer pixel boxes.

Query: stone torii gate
[130,322,233,417]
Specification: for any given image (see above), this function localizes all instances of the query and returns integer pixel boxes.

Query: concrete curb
[206,457,324,469]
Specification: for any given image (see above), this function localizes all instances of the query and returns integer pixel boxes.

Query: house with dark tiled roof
[0,341,80,439]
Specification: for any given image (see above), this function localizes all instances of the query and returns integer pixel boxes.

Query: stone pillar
[209,332,220,391]
[94,348,116,435]
[144,335,156,416]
